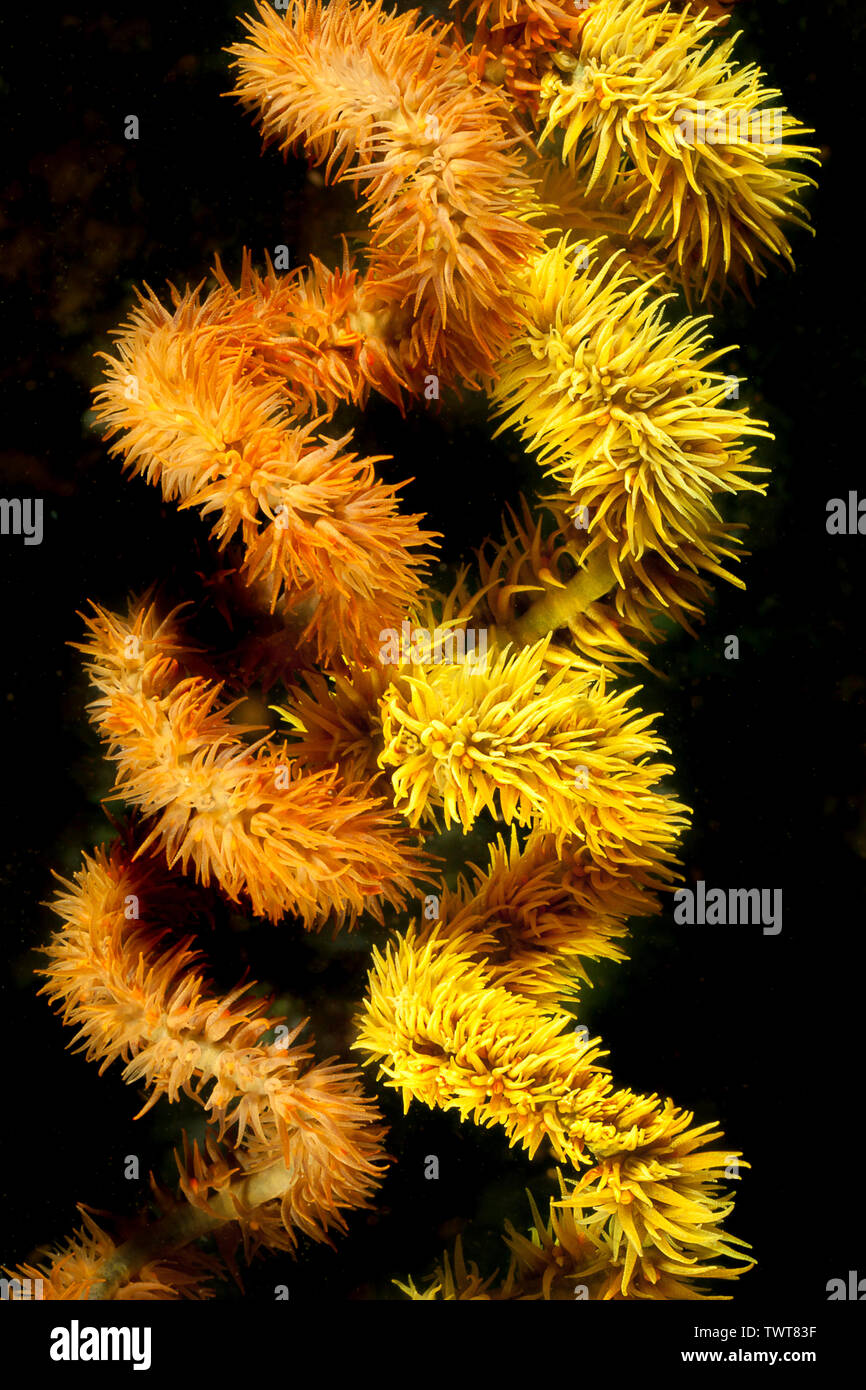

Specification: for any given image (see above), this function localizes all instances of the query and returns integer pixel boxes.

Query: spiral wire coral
[355,922,751,1295]
[7,0,818,1303]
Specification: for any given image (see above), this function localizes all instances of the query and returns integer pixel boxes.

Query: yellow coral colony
[7,0,816,1300]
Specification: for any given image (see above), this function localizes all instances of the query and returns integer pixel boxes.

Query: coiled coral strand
[75,597,428,926]
[43,845,385,1168]
[536,0,818,296]
[26,840,390,1294]
[355,922,750,1296]
[230,0,542,379]
[490,237,770,595]
[92,273,436,664]
[399,1176,751,1300]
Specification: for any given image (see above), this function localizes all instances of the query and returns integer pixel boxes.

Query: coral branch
[399,1176,753,1300]
[230,0,542,378]
[504,544,616,644]
[42,843,389,1190]
[430,828,638,1006]
[92,276,436,663]
[377,636,688,871]
[5,1119,388,1300]
[491,238,770,583]
[535,0,818,296]
[356,923,749,1295]
[75,597,428,925]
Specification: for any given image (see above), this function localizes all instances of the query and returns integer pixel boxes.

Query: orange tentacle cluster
[42,846,387,1176]
[92,270,438,665]
[230,0,542,379]
[457,0,589,111]
[18,842,390,1296]
[75,597,429,927]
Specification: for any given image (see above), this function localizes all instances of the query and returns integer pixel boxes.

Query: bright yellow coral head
[378,637,588,831]
[537,0,819,297]
[377,635,688,867]
[492,237,771,575]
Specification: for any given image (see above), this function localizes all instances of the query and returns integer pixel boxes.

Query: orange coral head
[75,596,432,926]
[211,246,415,415]
[91,276,439,665]
[229,0,542,383]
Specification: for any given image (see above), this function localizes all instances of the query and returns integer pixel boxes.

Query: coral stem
[86,1204,222,1301]
[86,1158,297,1300]
[504,546,615,645]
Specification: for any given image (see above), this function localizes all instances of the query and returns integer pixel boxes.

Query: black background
[1,0,864,1308]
